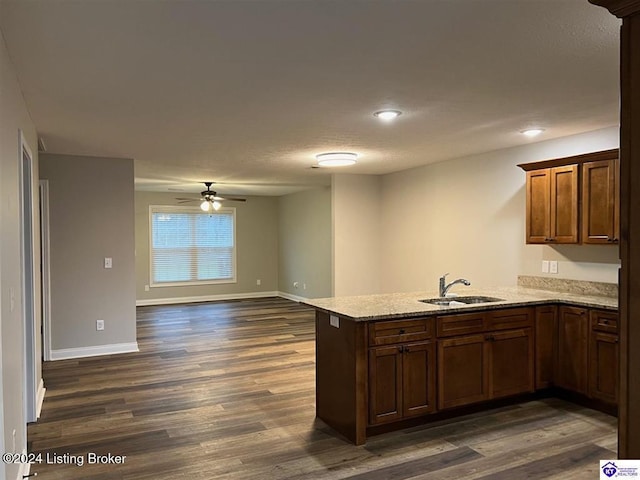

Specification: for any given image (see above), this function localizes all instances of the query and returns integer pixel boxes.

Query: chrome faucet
[439,273,471,297]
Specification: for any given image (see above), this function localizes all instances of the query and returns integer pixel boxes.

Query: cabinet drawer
[437,312,486,337]
[590,310,618,334]
[487,307,533,331]
[369,318,433,346]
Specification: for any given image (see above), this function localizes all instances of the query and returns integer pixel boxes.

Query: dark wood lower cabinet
[589,331,619,405]
[438,334,489,410]
[368,345,403,424]
[316,304,618,445]
[368,341,436,425]
[556,306,589,394]
[438,328,535,410]
[535,305,558,388]
[490,328,535,398]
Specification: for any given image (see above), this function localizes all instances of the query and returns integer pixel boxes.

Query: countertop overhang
[303,286,618,321]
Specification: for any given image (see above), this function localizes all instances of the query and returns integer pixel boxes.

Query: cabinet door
[438,334,489,409]
[489,328,535,399]
[556,306,589,394]
[368,346,403,425]
[550,165,579,243]
[589,331,618,405]
[535,305,558,389]
[402,341,436,418]
[526,168,551,243]
[582,159,619,244]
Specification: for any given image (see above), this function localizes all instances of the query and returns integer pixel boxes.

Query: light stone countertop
[302,286,618,321]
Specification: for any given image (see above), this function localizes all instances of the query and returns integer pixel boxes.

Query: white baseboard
[36,378,46,419]
[50,342,139,361]
[277,291,309,302]
[17,459,30,480]
[136,291,280,306]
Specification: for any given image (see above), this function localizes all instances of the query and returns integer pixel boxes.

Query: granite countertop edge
[302,286,618,322]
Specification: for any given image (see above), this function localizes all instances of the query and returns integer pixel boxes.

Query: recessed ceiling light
[374,110,402,121]
[521,128,545,137]
[316,152,358,167]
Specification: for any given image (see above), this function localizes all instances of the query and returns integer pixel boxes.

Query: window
[149,206,236,286]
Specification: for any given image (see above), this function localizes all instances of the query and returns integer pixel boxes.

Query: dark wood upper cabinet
[524,165,579,244]
[526,168,552,243]
[582,157,620,244]
[519,149,619,245]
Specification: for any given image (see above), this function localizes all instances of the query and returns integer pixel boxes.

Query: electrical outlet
[144,285,150,291]
[330,315,340,328]
[256,279,261,286]
[550,261,558,274]
[104,257,113,269]
[303,283,307,290]
[542,260,549,273]
[293,282,299,288]
[96,319,105,331]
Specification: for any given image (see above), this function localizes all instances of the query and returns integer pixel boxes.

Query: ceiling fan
[176,182,247,211]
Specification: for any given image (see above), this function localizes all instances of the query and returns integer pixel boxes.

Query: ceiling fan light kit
[316,152,358,167]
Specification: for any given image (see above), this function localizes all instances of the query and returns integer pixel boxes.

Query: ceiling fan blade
[175,197,199,203]
[220,197,247,202]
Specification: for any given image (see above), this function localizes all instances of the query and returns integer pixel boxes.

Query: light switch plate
[550,261,558,274]
[330,315,340,328]
[104,257,112,269]
[542,260,549,273]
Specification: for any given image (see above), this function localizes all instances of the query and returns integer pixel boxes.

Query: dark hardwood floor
[28,298,617,479]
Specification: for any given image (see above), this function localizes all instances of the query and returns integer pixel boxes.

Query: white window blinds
[149,206,236,286]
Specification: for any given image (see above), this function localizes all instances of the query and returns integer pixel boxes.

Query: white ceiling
[0,0,620,196]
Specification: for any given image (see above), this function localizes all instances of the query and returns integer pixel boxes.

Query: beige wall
[135,192,279,303]
[40,154,137,354]
[332,174,382,296]
[0,29,41,479]
[278,187,331,299]
[379,126,620,294]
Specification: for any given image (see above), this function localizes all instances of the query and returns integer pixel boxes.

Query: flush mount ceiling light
[316,152,358,167]
[374,110,402,121]
[521,128,545,137]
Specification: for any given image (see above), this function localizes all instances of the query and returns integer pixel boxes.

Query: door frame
[19,130,38,424]
[39,180,52,362]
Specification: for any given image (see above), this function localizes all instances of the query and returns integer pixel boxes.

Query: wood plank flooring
[28,298,617,479]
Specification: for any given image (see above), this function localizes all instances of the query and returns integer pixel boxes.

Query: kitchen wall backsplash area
[517,275,618,298]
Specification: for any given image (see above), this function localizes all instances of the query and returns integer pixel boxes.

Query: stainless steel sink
[420,295,505,306]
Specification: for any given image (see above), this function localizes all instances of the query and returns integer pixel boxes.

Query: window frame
[148,205,237,288]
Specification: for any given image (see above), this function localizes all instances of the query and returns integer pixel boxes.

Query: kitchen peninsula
[304,282,618,445]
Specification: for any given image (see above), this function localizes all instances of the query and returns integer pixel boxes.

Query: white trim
[17,456,30,480]
[19,129,38,424]
[135,291,312,307]
[50,342,139,361]
[36,379,46,419]
[136,291,280,306]
[39,180,52,361]
[277,291,308,303]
